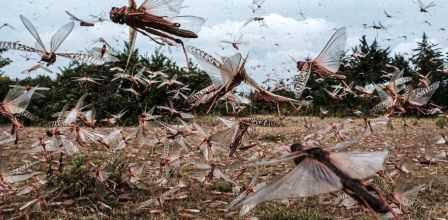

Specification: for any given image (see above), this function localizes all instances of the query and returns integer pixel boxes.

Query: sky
[1,0,447,83]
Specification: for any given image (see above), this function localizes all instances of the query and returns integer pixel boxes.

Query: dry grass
[1,116,448,219]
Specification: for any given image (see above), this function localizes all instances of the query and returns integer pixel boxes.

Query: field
[1,116,448,220]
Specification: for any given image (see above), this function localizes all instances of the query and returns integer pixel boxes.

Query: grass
[256,205,331,220]
[1,117,448,219]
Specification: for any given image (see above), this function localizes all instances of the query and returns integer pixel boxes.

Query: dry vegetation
[1,116,448,220]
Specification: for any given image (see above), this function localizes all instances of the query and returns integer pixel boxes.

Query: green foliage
[411,33,448,106]
[1,33,448,122]
[411,33,445,78]
[0,48,11,72]
[435,117,447,129]
[210,180,233,193]
[0,49,13,98]
[344,36,391,84]
[0,46,211,125]
[260,133,287,143]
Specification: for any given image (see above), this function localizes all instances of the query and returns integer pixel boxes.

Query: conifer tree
[411,33,447,106]
[344,36,391,85]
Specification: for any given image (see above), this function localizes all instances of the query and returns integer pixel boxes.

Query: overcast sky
[1,0,447,82]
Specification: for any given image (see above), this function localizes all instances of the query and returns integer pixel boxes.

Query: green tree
[343,36,391,85]
[391,54,413,77]
[411,33,445,79]
[0,49,11,71]
[39,47,209,125]
[411,33,447,106]
[0,49,13,101]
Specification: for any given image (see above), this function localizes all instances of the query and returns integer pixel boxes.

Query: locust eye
[290,143,304,152]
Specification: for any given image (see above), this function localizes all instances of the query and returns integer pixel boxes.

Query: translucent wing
[63,94,87,125]
[0,41,43,53]
[229,123,250,156]
[245,75,299,103]
[209,127,235,147]
[89,47,120,63]
[222,53,243,81]
[233,158,342,209]
[375,85,391,102]
[0,131,15,145]
[187,46,224,85]
[4,172,41,184]
[241,17,256,29]
[330,150,388,180]
[391,69,404,83]
[3,88,24,103]
[2,87,36,114]
[213,168,236,185]
[395,77,413,87]
[139,0,184,17]
[243,152,305,167]
[102,129,124,148]
[417,0,425,8]
[50,22,74,52]
[129,0,137,9]
[169,16,205,34]
[295,68,311,98]
[179,111,194,119]
[426,1,437,9]
[217,117,236,128]
[62,138,80,155]
[234,94,251,105]
[408,81,439,106]
[78,128,104,144]
[20,15,47,52]
[331,131,367,151]
[83,108,96,123]
[314,27,347,73]
[394,182,426,207]
[56,52,106,65]
[65,10,83,22]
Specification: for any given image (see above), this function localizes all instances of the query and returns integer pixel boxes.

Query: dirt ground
[1,116,447,220]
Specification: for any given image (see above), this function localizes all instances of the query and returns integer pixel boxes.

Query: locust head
[289,143,307,165]
[290,143,305,153]
[110,7,128,24]
[296,58,311,72]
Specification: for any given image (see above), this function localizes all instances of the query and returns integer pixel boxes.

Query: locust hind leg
[10,124,19,145]
[58,152,64,173]
[173,38,193,71]
[14,128,19,145]
[276,102,282,118]
[364,183,400,220]
[139,27,192,70]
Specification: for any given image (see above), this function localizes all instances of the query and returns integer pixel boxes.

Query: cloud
[1,0,447,82]
[189,14,339,81]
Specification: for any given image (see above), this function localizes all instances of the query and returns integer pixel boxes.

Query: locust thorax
[0,104,6,113]
[100,45,107,58]
[296,61,309,71]
[41,52,56,66]
[290,144,329,165]
[110,6,128,24]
